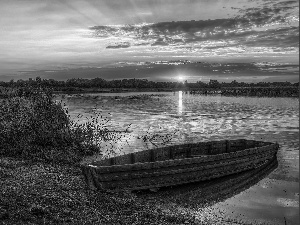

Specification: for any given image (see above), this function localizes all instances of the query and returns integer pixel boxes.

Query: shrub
[0,86,106,164]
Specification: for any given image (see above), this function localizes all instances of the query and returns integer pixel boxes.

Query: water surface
[56,92,299,224]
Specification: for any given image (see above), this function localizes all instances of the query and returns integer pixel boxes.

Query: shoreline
[52,87,299,98]
[0,86,298,98]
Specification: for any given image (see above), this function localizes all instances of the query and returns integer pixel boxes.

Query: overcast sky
[0,0,298,82]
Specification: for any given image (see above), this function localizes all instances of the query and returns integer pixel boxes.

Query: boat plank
[96,157,273,190]
[92,152,274,182]
[90,145,276,174]
[81,140,279,191]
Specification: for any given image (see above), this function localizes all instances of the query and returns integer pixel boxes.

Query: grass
[0,157,194,224]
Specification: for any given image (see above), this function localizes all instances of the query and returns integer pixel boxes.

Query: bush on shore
[0,86,104,164]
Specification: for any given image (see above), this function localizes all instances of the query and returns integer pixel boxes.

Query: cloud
[151,38,169,46]
[0,0,298,78]
[89,0,298,54]
[272,0,298,7]
[106,42,130,49]
[252,62,299,73]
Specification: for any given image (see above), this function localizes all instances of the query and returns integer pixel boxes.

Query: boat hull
[81,139,279,191]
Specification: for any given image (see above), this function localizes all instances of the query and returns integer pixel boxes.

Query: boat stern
[80,164,102,190]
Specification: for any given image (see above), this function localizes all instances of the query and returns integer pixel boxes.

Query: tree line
[0,77,298,89]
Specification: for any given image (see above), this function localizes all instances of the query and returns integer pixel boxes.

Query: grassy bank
[1,157,197,224]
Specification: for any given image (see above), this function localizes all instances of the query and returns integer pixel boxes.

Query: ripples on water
[56,92,299,224]
[60,92,298,152]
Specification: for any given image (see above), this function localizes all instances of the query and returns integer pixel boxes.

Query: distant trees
[208,79,221,88]
[0,77,298,90]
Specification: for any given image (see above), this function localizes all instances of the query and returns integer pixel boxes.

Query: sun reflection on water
[178,91,183,115]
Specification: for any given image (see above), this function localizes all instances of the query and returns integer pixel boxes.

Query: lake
[56,92,299,225]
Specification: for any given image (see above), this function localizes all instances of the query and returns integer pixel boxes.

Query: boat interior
[91,139,273,166]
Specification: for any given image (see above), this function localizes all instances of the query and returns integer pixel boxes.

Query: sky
[0,0,299,83]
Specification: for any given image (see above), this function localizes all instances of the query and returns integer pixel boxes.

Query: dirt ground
[1,157,275,225]
[0,157,201,224]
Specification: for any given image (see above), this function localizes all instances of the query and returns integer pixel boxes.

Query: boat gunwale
[90,151,275,182]
[84,141,279,173]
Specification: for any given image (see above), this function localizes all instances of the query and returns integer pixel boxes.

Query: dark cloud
[234,27,299,48]
[236,7,285,27]
[272,0,298,7]
[135,42,151,46]
[252,62,299,73]
[90,25,120,37]
[106,42,130,49]
[90,0,298,52]
[90,0,296,36]
[90,19,239,39]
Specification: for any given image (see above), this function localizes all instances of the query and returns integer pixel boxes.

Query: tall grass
[0,86,114,164]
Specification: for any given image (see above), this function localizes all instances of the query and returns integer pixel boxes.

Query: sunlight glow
[178,76,184,81]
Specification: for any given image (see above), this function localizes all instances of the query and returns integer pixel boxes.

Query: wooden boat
[81,139,279,191]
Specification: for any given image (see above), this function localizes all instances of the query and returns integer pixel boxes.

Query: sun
[178,76,184,81]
